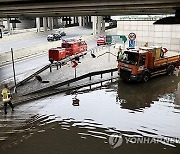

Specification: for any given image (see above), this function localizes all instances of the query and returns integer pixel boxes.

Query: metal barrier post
[57,64,58,70]
[50,65,52,72]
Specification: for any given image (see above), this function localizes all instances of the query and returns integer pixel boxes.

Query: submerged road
[0,73,179,154]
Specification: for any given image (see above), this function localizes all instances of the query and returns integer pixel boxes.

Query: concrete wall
[117,20,180,52]
[16,19,36,29]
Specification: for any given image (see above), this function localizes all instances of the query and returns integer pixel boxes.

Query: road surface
[0,27,95,83]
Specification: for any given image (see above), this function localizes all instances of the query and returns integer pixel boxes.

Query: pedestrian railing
[24,67,118,96]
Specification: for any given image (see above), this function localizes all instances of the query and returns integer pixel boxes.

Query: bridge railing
[24,67,118,96]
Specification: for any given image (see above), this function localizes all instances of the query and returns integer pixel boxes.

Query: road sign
[106,35,112,44]
[72,60,78,68]
[129,40,135,48]
[106,35,127,44]
[128,33,136,40]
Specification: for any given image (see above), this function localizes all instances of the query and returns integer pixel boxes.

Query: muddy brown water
[0,73,180,154]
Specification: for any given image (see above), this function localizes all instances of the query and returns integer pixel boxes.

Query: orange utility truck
[118,46,180,82]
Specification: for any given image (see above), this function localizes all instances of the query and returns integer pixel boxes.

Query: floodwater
[0,73,180,154]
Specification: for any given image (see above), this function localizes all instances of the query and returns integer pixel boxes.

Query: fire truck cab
[62,40,87,56]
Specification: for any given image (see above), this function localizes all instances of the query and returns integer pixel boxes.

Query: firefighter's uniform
[1,87,14,114]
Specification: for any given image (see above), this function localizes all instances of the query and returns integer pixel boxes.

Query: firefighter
[117,46,123,60]
[1,84,14,114]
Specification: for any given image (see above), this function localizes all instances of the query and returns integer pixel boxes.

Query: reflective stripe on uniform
[1,88,11,102]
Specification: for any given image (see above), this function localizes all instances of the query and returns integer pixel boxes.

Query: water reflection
[117,74,180,111]
[72,94,80,106]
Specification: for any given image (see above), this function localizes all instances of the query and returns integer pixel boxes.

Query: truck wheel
[142,73,150,82]
[166,65,174,75]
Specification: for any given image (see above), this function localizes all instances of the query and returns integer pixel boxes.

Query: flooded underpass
[0,73,180,154]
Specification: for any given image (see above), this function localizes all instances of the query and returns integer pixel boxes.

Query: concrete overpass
[0,0,180,36]
[0,0,180,17]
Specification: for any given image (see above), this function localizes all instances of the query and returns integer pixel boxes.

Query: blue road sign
[129,40,135,48]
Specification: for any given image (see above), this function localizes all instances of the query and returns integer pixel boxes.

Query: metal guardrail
[14,64,51,88]
[24,67,118,96]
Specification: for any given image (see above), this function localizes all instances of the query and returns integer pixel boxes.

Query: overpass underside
[0,0,180,17]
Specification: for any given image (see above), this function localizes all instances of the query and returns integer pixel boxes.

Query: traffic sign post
[128,32,136,48]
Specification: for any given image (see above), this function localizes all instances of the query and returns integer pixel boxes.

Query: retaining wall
[117,20,180,52]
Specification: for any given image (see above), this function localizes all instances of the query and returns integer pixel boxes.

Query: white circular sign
[128,32,136,40]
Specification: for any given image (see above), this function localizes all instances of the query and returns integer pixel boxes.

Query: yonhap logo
[108,133,180,149]
[109,133,123,148]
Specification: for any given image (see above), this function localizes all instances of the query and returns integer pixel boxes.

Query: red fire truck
[97,36,106,46]
[61,40,87,56]
[49,39,87,63]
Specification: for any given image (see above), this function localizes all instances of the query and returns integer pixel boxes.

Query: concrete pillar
[97,16,102,34]
[84,16,87,26]
[0,18,3,28]
[51,17,54,29]
[82,16,85,26]
[0,18,3,26]
[79,16,82,26]
[89,16,91,23]
[36,17,40,32]
[0,18,3,38]
[7,18,12,34]
[101,18,105,32]
[75,17,78,24]
[76,17,78,24]
[59,17,63,28]
[43,17,47,31]
[69,17,71,25]
[53,17,58,28]
[73,17,75,24]
[48,17,53,30]
[92,16,97,35]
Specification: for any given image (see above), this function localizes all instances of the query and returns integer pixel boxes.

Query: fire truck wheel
[166,65,174,76]
[142,73,150,82]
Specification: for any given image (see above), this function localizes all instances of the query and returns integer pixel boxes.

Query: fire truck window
[68,44,72,48]
[62,44,67,48]
[139,55,146,66]
[78,42,82,46]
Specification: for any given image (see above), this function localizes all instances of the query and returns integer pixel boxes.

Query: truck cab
[118,46,180,82]
[118,49,148,81]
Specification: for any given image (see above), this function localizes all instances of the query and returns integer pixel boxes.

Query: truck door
[138,55,146,71]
